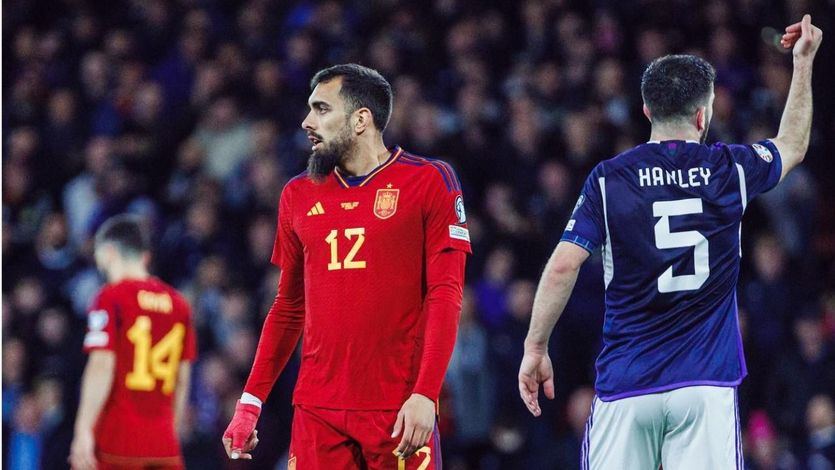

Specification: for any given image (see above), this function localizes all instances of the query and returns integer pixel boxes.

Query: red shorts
[96,453,184,470]
[97,465,182,470]
[289,405,441,470]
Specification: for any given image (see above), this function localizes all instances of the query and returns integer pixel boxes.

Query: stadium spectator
[8,395,44,470]
[805,394,835,469]
[445,287,495,468]
[546,386,595,470]
[767,311,835,447]
[33,377,72,469]
[474,247,515,330]
[741,234,797,365]
[2,338,28,428]
[746,410,799,470]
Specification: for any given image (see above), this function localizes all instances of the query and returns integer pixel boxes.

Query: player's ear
[695,106,706,132]
[100,244,119,269]
[642,104,652,123]
[141,251,152,268]
[353,108,372,134]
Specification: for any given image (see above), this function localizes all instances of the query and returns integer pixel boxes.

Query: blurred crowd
[3,0,835,469]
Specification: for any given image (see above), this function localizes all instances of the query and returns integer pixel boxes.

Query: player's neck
[108,263,150,284]
[339,137,390,177]
[649,126,701,143]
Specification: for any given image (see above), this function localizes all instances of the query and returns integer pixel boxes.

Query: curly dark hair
[310,64,393,131]
[641,54,716,122]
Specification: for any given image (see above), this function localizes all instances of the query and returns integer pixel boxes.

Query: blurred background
[3,0,835,469]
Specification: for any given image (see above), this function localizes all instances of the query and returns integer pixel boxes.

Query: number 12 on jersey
[325,228,367,270]
[653,198,709,293]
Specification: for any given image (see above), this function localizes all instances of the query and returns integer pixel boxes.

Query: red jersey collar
[333,146,404,188]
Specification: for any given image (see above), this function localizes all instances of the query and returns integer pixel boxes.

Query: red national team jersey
[83,277,196,464]
[272,147,471,409]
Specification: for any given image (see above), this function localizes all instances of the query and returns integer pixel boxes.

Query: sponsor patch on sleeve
[572,195,585,215]
[449,225,470,242]
[565,219,576,231]
[454,195,467,224]
[752,143,773,163]
[84,309,110,347]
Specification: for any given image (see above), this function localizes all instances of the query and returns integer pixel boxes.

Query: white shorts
[583,386,742,470]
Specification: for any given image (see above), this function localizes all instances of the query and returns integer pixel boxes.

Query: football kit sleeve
[561,166,606,253]
[243,185,306,403]
[182,303,198,362]
[728,140,783,201]
[83,289,118,352]
[412,165,470,401]
[423,163,472,256]
[412,249,466,401]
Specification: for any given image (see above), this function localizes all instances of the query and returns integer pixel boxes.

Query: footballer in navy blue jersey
[519,16,822,469]
[563,139,781,400]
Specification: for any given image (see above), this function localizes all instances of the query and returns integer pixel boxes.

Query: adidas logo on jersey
[307,202,325,216]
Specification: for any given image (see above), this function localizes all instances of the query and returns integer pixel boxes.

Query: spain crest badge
[374,187,399,219]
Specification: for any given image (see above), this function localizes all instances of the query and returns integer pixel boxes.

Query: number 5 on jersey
[653,198,710,293]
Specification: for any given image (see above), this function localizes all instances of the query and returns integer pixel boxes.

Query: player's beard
[307,124,354,183]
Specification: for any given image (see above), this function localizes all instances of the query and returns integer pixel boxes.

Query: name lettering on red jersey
[137,290,173,314]
[340,201,359,210]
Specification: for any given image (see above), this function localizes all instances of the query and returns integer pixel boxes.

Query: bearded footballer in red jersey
[69,215,197,470]
[222,64,471,469]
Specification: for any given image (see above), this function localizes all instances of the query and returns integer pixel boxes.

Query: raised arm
[771,14,823,181]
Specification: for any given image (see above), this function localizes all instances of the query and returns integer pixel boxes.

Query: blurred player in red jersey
[69,215,197,470]
[222,64,471,469]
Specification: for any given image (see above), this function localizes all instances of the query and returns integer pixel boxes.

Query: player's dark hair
[310,64,393,131]
[641,54,716,122]
[94,214,149,257]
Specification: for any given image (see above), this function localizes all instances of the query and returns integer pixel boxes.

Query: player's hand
[68,429,97,470]
[222,401,261,460]
[781,14,823,60]
[392,393,435,459]
[518,349,555,417]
